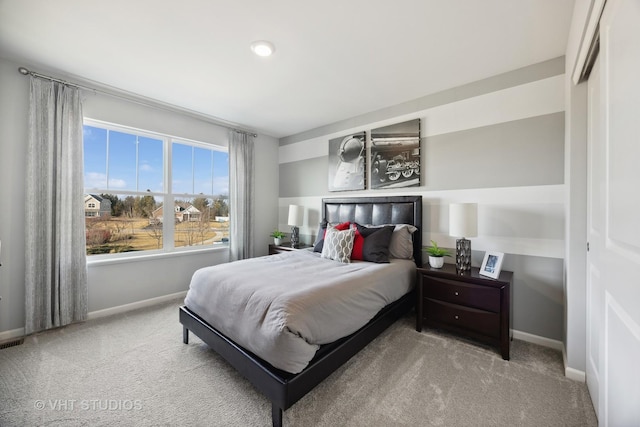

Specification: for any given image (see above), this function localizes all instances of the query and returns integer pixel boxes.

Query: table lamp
[449,203,477,273]
[288,205,304,248]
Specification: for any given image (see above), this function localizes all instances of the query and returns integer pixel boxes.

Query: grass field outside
[85,216,229,255]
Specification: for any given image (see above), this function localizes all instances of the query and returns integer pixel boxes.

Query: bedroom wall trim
[514,330,586,382]
[0,290,188,340]
[87,290,187,320]
[0,327,24,342]
[563,348,587,382]
[513,329,563,351]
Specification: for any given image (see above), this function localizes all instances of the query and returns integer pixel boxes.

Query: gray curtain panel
[228,131,255,261]
[25,77,88,335]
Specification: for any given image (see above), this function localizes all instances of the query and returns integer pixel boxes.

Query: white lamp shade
[287,205,304,226]
[449,203,478,238]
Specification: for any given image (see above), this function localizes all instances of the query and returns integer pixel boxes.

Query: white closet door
[590,0,640,424]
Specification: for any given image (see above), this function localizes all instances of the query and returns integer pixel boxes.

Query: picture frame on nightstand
[479,251,504,279]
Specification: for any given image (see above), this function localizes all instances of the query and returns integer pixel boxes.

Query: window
[83,121,229,256]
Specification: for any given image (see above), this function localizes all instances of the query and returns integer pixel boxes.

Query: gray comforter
[184,249,416,373]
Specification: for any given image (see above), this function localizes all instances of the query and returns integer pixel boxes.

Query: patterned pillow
[313,221,350,252]
[321,227,355,263]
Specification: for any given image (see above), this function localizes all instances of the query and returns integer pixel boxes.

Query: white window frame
[83,118,229,262]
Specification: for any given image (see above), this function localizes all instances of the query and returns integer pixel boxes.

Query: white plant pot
[273,238,282,245]
[429,256,444,269]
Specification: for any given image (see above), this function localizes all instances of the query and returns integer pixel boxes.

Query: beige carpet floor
[0,299,597,426]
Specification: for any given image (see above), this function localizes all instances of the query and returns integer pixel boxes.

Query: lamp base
[290,226,299,248]
[455,238,472,273]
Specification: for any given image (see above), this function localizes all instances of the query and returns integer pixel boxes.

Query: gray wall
[0,56,279,336]
[277,58,566,343]
[281,113,565,196]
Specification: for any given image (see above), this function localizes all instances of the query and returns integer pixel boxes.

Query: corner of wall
[563,344,587,382]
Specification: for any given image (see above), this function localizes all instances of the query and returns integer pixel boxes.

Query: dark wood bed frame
[180,195,422,426]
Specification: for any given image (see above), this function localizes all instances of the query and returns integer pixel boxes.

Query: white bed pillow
[321,227,355,263]
[388,224,417,259]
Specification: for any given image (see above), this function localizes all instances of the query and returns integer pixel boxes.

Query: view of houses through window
[83,121,229,256]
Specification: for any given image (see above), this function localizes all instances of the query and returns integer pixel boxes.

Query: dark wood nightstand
[416,263,513,360]
[268,242,313,255]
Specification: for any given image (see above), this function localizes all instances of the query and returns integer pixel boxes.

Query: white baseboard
[513,329,586,382]
[87,291,187,320]
[513,329,563,351]
[0,327,25,342]
[564,366,586,382]
[562,346,587,382]
[0,292,186,341]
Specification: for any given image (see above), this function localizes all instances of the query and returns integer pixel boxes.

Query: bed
[179,195,422,426]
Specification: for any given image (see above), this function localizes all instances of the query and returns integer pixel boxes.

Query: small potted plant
[424,240,451,269]
[270,229,286,245]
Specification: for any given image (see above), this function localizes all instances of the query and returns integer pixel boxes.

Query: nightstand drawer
[425,299,500,338]
[423,277,500,313]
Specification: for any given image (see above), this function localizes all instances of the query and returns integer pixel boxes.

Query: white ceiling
[0,0,575,138]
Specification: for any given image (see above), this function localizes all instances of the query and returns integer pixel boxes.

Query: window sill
[86,245,229,267]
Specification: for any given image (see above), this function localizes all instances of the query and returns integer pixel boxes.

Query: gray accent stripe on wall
[280,56,565,146]
[280,112,565,197]
[280,156,328,197]
[424,112,565,190]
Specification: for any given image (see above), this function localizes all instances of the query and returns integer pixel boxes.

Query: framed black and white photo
[370,119,420,189]
[328,132,366,192]
[480,251,504,279]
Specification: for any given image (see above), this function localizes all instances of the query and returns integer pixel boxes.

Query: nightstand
[416,263,513,360]
[268,242,313,255]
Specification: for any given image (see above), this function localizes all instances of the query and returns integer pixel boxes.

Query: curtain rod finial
[18,67,30,75]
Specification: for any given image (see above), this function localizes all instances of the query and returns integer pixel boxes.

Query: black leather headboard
[322,196,422,266]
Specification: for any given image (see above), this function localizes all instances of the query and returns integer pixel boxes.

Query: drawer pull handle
[454,291,459,296]
[454,315,459,320]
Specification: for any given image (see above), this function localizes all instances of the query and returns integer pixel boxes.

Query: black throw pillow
[353,223,394,263]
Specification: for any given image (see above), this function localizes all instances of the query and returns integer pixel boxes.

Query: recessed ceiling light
[250,40,275,57]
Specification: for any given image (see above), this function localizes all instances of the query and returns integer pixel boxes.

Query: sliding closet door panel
[599,0,640,424]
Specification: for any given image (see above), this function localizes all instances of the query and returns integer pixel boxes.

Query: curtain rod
[17,66,258,138]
